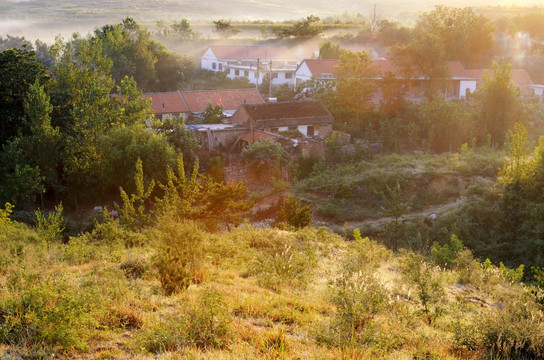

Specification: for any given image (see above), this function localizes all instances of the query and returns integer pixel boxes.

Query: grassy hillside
[1,206,543,359]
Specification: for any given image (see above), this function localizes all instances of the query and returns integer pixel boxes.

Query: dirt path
[316,198,463,232]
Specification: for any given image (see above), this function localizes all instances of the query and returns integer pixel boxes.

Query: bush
[480,300,544,359]
[320,271,388,347]
[403,254,444,321]
[431,234,463,268]
[135,287,231,353]
[153,220,204,295]
[249,232,317,291]
[34,203,64,243]
[275,197,312,229]
[185,287,231,349]
[0,281,100,351]
[242,139,288,177]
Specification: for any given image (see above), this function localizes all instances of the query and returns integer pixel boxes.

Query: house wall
[459,80,477,98]
[269,124,332,137]
[201,48,220,71]
[294,62,313,88]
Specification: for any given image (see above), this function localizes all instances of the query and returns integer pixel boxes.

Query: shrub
[480,300,544,359]
[34,203,64,243]
[275,197,312,229]
[120,257,149,279]
[0,202,13,224]
[403,254,444,322]
[249,232,317,291]
[185,287,232,349]
[0,281,100,351]
[321,271,388,347]
[242,139,288,177]
[431,234,464,268]
[153,220,204,295]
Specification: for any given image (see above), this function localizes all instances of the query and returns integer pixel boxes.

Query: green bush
[403,254,444,321]
[480,300,544,359]
[275,197,312,229]
[153,220,204,295]
[0,281,100,351]
[431,234,464,268]
[185,287,232,349]
[320,272,388,347]
[34,203,65,243]
[249,233,317,291]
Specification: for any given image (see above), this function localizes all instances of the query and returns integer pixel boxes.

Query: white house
[295,59,478,100]
[294,59,338,88]
[201,45,300,87]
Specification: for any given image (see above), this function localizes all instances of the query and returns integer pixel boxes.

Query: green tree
[391,32,449,101]
[170,19,201,40]
[319,41,341,59]
[152,116,200,167]
[0,47,47,145]
[415,6,495,67]
[201,103,223,124]
[335,50,378,122]
[213,20,241,38]
[116,158,156,230]
[20,81,61,194]
[476,61,523,146]
[499,122,532,185]
[272,15,322,40]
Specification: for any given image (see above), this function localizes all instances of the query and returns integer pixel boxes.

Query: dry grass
[0,221,541,359]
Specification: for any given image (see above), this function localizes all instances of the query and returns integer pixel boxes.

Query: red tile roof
[303,59,339,77]
[467,68,532,87]
[180,89,264,112]
[447,61,473,79]
[239,130,279,143]
[209,45,292,60]
[302,59,471,79]
[142,91,188,114]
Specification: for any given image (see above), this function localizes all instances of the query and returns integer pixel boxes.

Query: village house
[294,58,540,102]
[180,88,264,117]
[142,88,264,120]
[201,45,301,87]
[294,59,479,100]
[230,100,334,137]
[142,91,188,121]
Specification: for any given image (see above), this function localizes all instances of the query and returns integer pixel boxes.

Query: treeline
[0,19,204,211]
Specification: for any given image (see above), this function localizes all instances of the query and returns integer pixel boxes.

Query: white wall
[459,80,477,98]
[294,61,313,88]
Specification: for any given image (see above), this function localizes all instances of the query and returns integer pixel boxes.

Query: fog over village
[3,0,544,359]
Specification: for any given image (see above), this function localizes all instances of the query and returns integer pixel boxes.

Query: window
[244,70,248,77]
[272,73,278,79]
[307,126,314,137]
[285,73,293,79]
[234,69,240,76]
[218,63,223,71]
[212,62,217,70]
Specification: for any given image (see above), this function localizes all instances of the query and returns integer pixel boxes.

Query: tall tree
[0,47,47,145]
[391,31,449,101]
[335,50,378,122]
[319,41,341,59]
[476,61,523,146]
